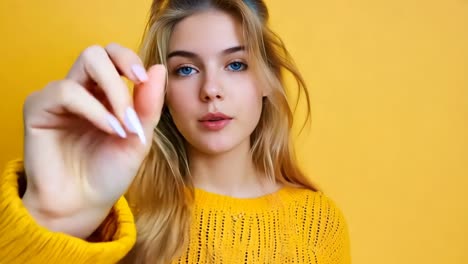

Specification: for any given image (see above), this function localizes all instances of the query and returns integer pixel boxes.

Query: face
[165,10,266,155]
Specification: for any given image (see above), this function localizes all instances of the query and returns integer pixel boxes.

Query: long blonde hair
[124,0,319,262]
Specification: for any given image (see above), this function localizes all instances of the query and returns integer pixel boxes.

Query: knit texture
[0,159,350,263]
[173,187,350,263]
[0,159,136,264]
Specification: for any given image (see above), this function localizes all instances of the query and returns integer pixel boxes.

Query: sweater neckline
[193,186,300,211]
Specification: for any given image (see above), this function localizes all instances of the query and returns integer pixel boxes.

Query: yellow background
[1,0,467,263]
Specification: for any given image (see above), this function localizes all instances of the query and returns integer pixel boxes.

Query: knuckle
[23,91,39,114]
[81,45,106,63]
[55,80,77,105]
[105,43,138,64]
[104,42,121,52]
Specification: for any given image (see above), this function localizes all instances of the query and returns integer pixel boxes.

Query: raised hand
[21,43,166,238]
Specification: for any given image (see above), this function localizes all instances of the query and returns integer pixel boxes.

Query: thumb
[133,64,167,133]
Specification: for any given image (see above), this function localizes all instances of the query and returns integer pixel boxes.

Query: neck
[188,140,276,198]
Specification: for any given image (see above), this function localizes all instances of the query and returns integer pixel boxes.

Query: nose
[199,74,224,102]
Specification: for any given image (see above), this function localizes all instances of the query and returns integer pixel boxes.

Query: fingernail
[107,114,127,138]
[131,64,149,83]
[124,107,146,145]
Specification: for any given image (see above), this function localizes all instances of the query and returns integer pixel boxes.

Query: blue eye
[227,61,247,71]
[176,66,197,76]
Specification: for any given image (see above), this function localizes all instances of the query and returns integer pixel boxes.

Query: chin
[187,133,248,156]
[194,140,238,156]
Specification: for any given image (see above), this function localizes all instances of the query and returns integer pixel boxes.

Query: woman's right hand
[21,43,166,238]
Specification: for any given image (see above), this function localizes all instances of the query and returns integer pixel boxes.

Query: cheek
[165,82,196,116]
[232,80,264,133]
[165,90,193,140]
[235,78,264,111]
[244,94,263,125]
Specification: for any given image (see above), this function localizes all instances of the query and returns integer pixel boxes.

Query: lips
[199,112,233,122]
[198,112,233,131]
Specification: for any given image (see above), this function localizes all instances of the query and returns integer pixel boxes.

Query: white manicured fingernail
[131,64,149,82]
[107,114,127,138]
[124,107,146,145]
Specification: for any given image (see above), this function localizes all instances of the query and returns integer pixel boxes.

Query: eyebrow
[167,45,245,60]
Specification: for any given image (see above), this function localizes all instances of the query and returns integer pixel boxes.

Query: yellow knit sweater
[0,160,351,263]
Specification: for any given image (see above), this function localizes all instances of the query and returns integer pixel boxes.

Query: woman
[0,0,350,263]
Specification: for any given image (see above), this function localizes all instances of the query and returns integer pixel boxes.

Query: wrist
[22,189,102,239]
[22,189,63,233]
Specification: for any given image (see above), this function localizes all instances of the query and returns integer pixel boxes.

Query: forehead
[169,10,245,54]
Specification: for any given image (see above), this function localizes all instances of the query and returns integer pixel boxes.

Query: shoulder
[282,186,349,243]
[283,186,346,220]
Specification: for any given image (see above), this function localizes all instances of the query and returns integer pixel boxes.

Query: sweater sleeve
[0,159,137,264]
[315,192,352,264]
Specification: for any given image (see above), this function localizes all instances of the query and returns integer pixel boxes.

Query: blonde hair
[123,0,319,262]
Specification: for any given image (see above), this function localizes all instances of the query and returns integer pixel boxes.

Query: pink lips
[199,112,233,131]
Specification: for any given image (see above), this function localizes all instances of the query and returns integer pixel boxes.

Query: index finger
[66,43,148,87]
